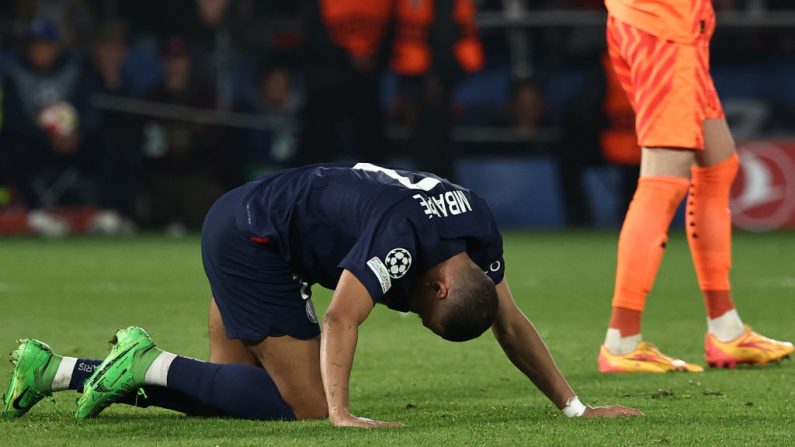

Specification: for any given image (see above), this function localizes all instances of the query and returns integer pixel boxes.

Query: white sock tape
[563,396,587,418]
[144,351,177,387]
[51,357,77,392]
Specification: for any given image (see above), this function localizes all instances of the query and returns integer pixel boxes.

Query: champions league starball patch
[385,248,412,279]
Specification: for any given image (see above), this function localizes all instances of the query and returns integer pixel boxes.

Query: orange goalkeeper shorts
[606,13,724,150]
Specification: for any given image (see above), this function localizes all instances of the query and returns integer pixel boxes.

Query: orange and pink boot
[705,325,793,368]
[599,341,704,373]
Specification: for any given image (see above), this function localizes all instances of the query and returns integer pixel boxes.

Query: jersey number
[352,163,441,192]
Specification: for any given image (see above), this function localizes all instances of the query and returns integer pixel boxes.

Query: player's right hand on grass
[331,413,404,428]
[582,405,643,418]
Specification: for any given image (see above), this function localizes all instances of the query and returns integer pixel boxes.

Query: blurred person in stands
[88,21,142,234]
[557,58,602,228]
[465,78,548,152]
[390,0,484,182]
[506,79,546,138]
[190,0,235,108]
[0,18,102,237]
[120,0,242,107]
[140,36,231,235]
[298,0,392,165]
[597,52,641,218]
[558,51,640,228]
[234,64,300,179]
[1,0,95,46]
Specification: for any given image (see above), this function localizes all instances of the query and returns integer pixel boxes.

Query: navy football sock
[69,359,101,392]
[165,356,296,421]
[68,358,226,416]
[119,386,228,417]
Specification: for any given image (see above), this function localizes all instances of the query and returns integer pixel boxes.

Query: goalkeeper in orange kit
[598,0,793,372]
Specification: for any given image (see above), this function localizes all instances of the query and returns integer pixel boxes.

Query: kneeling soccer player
[4,163,640,426]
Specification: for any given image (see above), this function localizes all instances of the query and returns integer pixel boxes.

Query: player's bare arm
[320,269,403,428]
[492,280,642,418]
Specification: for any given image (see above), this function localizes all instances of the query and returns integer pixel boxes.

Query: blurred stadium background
[1,0,795,237]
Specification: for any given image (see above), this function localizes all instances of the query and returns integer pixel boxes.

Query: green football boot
[75,327,161,419]
[2,339,59,417]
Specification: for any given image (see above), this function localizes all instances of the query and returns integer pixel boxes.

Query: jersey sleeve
[467,194,506,285]
[481,253,505,285]
[338,214,419,303]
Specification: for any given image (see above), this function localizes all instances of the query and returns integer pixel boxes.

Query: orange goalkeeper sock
[686,154,739,316]
[610,176,690,329]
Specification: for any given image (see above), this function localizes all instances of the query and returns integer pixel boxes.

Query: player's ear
[432,281,449,300]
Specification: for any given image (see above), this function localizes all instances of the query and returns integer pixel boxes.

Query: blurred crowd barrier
[1,1,794,235]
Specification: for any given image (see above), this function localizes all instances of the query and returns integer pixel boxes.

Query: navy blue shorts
[200,187,320,342]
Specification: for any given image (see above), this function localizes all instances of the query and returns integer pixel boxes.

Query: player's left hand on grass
[582,405,643,418]
[331,413,404,428]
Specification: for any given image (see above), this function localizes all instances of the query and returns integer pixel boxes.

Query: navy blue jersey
[233,163,505,312]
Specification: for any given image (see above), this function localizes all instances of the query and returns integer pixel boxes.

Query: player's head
[410,253,499,342]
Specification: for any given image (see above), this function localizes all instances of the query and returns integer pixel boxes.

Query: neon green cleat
[75,327,160,419]
[2,339,58,417]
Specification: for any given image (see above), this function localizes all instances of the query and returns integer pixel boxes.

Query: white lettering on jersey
[412,191,473,219]
[446,192,461,214]
[413,194,437,218]
[431,195,448,217]
[353,163,441,192]
[455,191,473,212]
[367,257,392,293]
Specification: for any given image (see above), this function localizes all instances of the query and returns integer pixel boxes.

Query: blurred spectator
[597,52,640,220]
[88,21,142,233]
[557,52,604,228]
[598,53,640,169]
[391,0,484,181]
[3,0,95,47]
[191,0,236,108]
[505,79,546,136]
[297,0,392,165]
[558,51,639,227]
[119,0,242,108]
[139,36,231,233]
[231,0,303,64]
[0,18,102,236]
[234,65,300,179]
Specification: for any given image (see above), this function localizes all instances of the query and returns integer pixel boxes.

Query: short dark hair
[439,266,499,342]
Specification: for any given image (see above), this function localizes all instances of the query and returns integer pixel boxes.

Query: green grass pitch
[1,231,793,446]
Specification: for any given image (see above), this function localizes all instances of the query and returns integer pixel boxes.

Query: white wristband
[563,396,586,418]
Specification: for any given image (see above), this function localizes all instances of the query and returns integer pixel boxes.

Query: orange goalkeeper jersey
[604,0,713,43]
